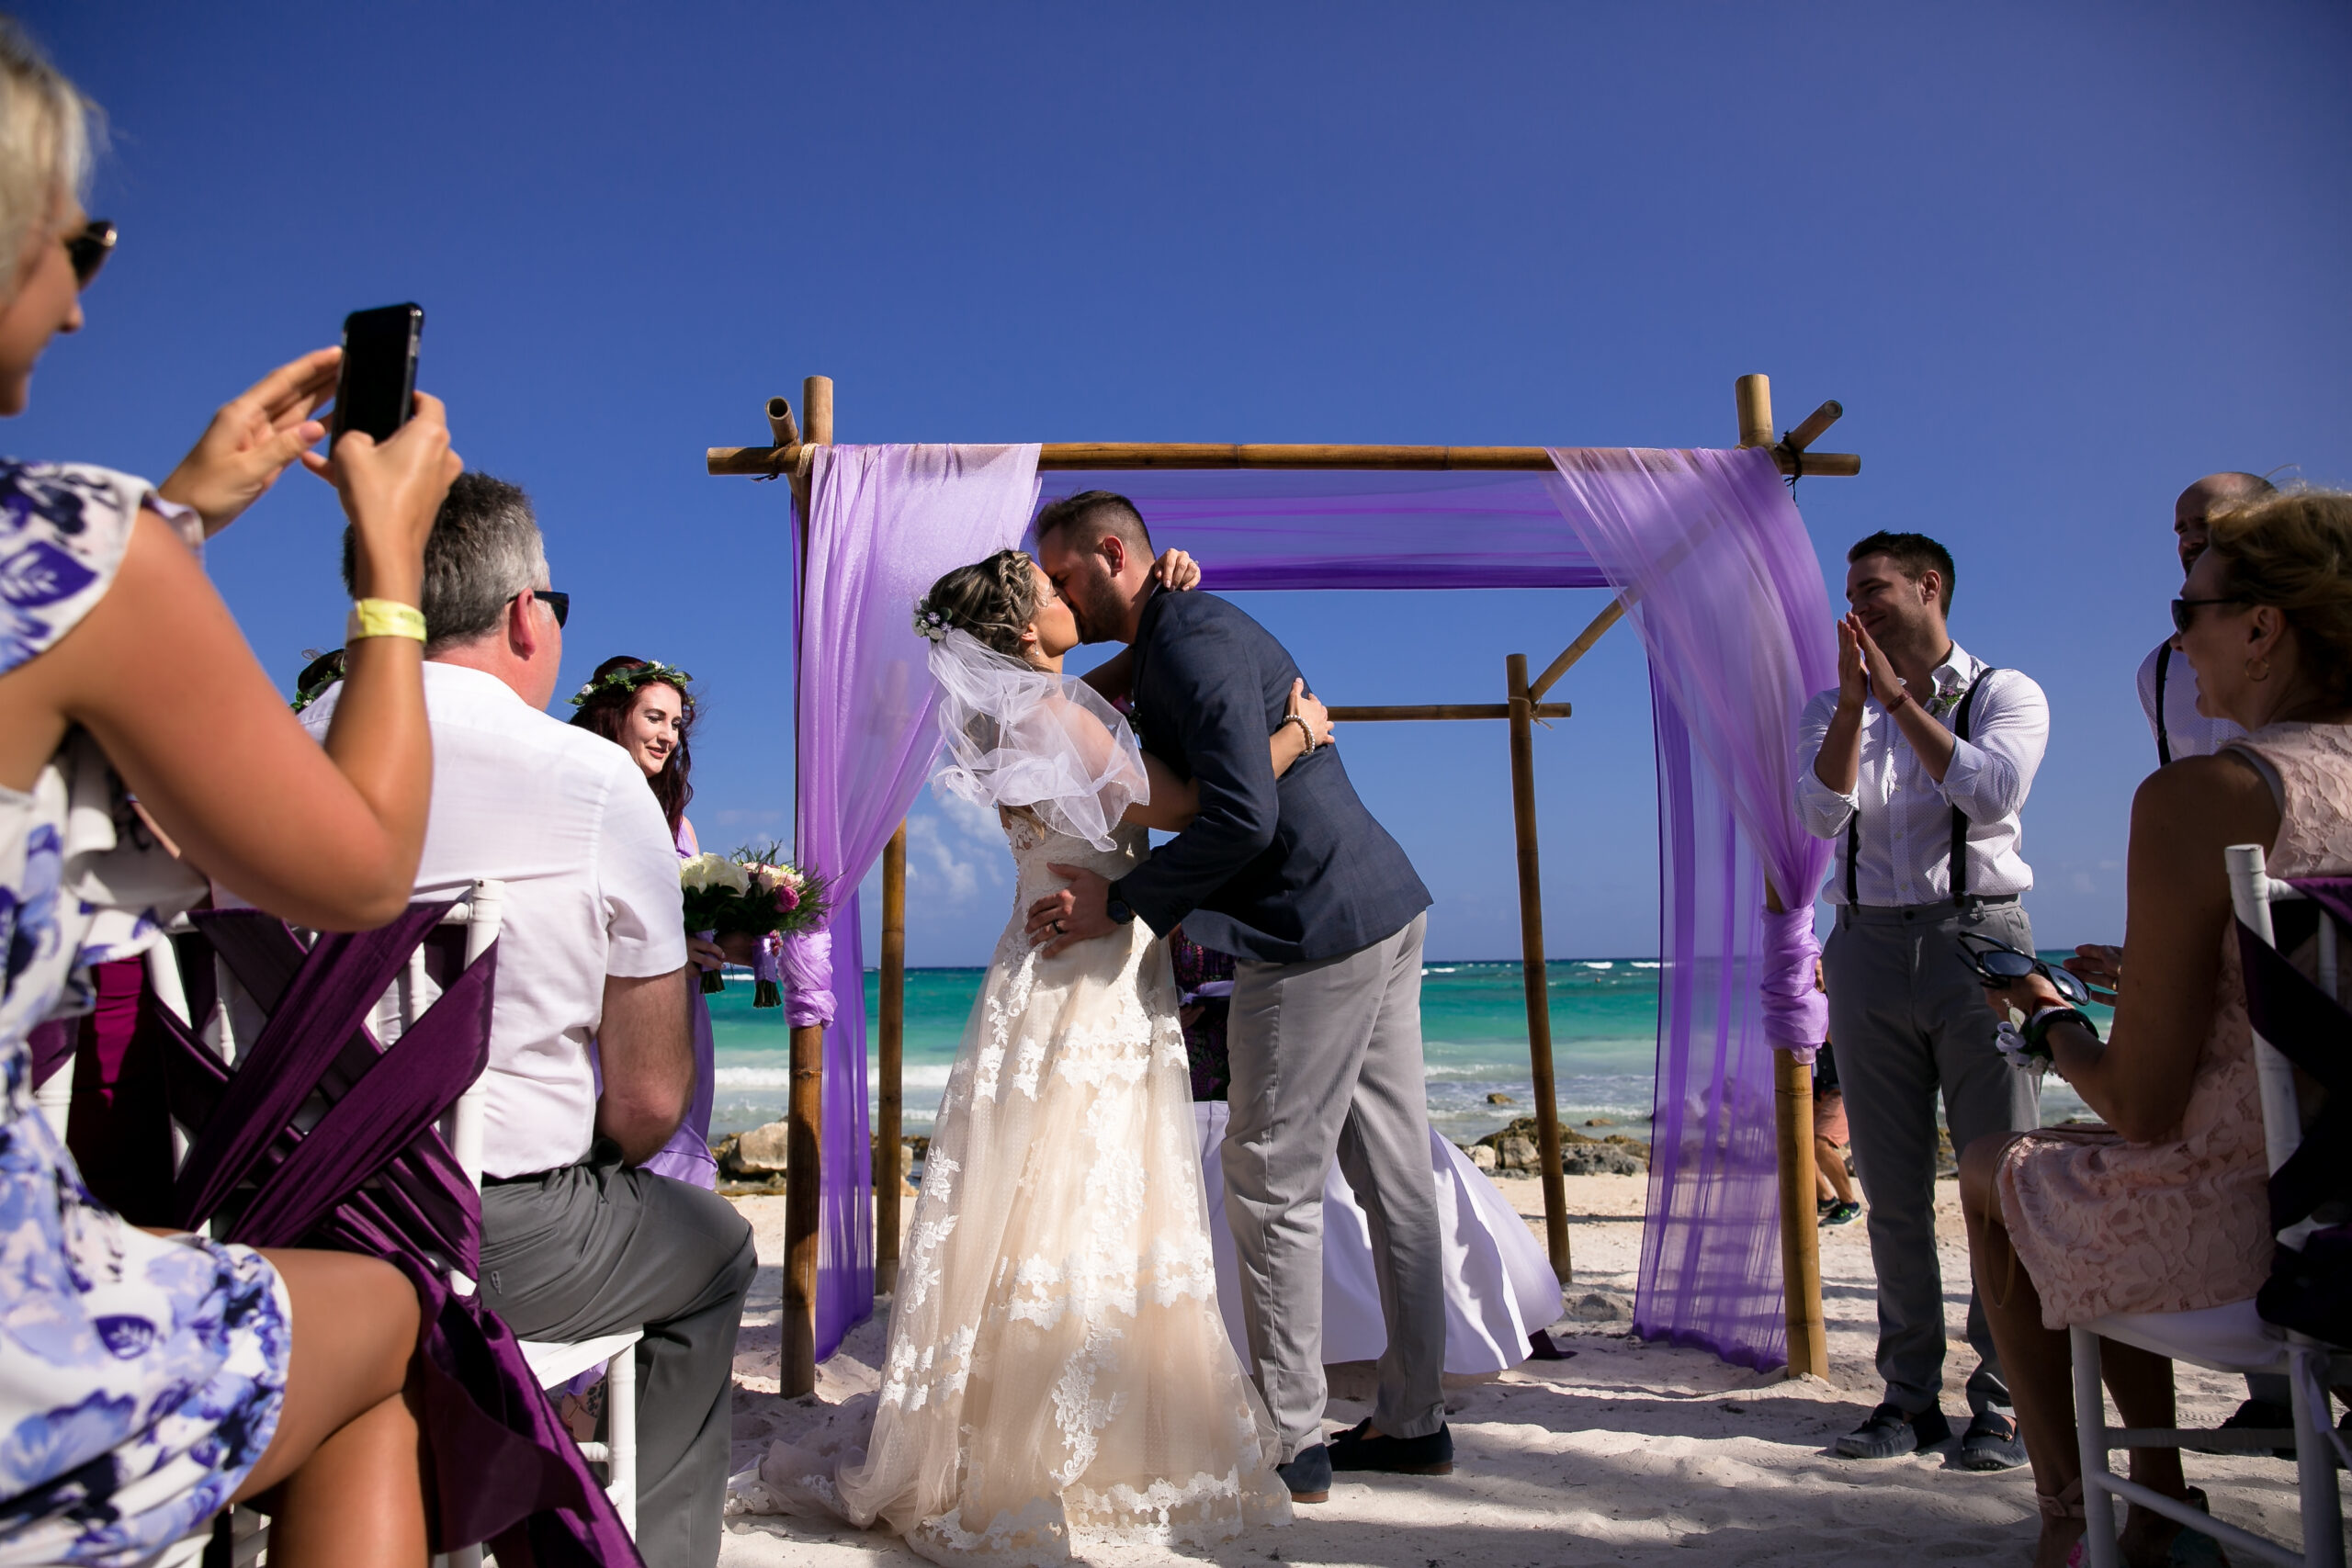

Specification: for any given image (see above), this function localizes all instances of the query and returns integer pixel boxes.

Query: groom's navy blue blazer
[1111,588,1430,964]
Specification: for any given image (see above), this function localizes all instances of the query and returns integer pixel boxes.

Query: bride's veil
[927,627,1148,850]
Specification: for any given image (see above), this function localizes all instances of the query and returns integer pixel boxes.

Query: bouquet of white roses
[679,843,828,1005]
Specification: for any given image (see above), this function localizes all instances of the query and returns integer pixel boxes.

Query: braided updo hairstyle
[923,548,1044,661]
[2205,488,2352,705]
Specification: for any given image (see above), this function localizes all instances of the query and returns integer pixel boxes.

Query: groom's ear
[1099,533,1129,577]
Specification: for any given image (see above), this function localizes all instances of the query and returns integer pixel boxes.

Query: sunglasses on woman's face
[64,220,114,288]
[2170,595,2247,635]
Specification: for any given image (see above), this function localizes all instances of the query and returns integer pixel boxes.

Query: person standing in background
[1797,531,2051,1472]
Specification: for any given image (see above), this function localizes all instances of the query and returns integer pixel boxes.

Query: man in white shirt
[307,474,752,1568]
[2136,471,2274,765]
[1796,531,2050,1472]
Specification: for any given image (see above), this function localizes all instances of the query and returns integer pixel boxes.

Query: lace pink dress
[1996,722,2352,1328]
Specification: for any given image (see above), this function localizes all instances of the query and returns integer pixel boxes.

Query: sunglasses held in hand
[1958,932,2092,1008]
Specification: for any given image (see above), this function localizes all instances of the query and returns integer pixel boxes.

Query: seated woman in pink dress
[570,655,723,1187]
[1959,489,2352,1568]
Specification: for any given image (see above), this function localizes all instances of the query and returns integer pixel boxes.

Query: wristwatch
[1106,880,1136,926]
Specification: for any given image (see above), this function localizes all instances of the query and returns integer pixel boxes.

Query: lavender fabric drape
[1543,446,1838,1369]
[796,443,1040,1358]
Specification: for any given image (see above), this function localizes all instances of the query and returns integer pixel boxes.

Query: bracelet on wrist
[2022,1005,2095,1055]
[1283,713,1318,752]
[346,598,427,643]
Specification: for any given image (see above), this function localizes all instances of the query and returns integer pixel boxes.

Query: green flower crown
[570,659,696,708]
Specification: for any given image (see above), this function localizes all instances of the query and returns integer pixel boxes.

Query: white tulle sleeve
[927,629,1148,850]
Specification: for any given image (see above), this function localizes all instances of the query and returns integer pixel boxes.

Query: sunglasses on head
[64,220,113,288]
[509,588,570,628]
[2171,595,2247,635]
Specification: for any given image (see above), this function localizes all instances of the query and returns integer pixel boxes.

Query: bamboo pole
[1767,881,1829,1381]
[781,375,835,1398]
[875,822,907,1296]
[708,441,1860,479]
[1736,374,1775,451]
[1327,702,1569,724]
[1506,653,1571,1282]
[1740,367,1830,1381]
[1527,600,1625,703]
[767,395,800,449]
[1784,399,1842,453]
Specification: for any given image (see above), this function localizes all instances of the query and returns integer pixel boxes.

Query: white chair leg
[2071,1326,2121,1568]
[606,1345,639,1539]
[435,1547,484,1568]
[2290,1342,2346,1568]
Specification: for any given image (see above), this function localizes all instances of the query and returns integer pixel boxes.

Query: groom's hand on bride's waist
[1026,864,1114,956]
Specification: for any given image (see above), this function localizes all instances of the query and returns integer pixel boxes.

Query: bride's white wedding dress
[763,811,1290,1566]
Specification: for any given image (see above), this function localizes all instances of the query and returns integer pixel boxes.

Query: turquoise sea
[706,956,2099,1144]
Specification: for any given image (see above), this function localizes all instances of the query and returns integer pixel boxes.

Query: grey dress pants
[1222,912,1446,1461]
[481,1142,758,1568]
[1825,899,2040,1418]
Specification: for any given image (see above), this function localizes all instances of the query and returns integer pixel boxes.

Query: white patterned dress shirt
[1796,642,2050,908]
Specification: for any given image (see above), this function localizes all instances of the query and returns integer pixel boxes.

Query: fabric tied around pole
[1546,446,1838,1371]
[793,443,1041,1358]
[154,906,642,1567]
[1758,908,1826,1064]
[780,927,835,1028]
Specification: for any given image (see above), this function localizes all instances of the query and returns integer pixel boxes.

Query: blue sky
[16,2,2349,965]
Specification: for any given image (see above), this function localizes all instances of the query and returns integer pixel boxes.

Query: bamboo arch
[707,374,1857,1395]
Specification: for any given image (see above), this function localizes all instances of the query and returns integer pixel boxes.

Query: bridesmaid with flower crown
[571,655,727,1189]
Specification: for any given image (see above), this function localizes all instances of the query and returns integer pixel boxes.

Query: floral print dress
[0,461,291,1565]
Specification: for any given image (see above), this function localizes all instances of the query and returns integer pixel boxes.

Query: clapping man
[1797,532,2051,1471]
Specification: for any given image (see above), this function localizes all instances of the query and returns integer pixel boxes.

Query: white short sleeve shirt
[300,663,686,1177]
[2135,637,2245,763]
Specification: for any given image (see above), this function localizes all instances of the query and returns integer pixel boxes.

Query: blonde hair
[923,549,1043,661]
[0,19,93,304]
[2206,487,2352,704]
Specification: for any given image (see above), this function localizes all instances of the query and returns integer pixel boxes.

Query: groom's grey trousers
[1221,912,1445,1461]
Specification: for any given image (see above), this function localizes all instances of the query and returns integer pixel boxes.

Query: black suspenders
[1843,668,1998,908]
[2152,640,2174,766]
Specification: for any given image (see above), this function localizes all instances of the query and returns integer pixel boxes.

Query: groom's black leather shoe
[1276,1442,1331,1503]
[1328,1418,1454,1475]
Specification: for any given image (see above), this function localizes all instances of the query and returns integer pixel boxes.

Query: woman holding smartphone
[0,24,460,1566]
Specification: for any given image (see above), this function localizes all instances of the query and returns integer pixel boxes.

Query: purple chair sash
[159,903,642,1567]
[2236,875,2352,1235]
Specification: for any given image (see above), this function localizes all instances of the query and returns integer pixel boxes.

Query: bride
[763,547,1329,1564]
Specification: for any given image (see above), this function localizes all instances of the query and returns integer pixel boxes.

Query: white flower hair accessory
[911,596,954,643]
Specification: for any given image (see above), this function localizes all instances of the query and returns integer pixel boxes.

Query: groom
[1026,490,1449,1503]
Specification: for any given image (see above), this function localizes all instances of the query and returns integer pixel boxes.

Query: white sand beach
[720,1180,2303,1566]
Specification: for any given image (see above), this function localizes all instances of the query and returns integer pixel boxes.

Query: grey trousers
[481,1143,758,1568]
[1826,900,2041,1418]
[1222,912,1445,1461]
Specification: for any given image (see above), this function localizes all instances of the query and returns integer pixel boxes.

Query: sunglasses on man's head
[65,220,113,288]
[2171,595,2246,635]
[509,588,570,628]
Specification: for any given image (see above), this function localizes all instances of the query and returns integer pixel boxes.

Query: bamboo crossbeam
[1327,702,1569,723]
[707,441,1859,479]
[1527,601,1625,703]
[1784,399,1842,453]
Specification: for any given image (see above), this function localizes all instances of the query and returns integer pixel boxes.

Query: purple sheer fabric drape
[1543,446,1837,1369]
[795,443,1040,1358]
[157,905,640,1565]
[1035,469,1610,591]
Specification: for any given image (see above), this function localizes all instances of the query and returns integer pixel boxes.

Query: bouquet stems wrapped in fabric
[679,844,828,1007]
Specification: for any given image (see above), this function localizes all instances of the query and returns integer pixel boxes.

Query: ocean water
[707,955,2098,1145]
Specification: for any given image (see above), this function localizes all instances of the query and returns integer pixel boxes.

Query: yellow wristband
[345,599,426,642]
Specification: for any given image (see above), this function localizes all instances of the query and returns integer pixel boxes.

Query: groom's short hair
[1034,490,1153,559]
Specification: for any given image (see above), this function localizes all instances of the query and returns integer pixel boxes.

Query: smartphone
[332,303,423,443]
